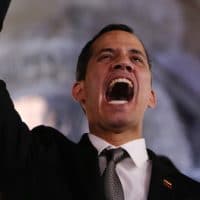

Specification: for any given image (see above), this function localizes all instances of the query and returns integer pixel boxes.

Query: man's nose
[112,62,133,73]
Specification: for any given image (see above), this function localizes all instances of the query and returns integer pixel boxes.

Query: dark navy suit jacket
[0,80,199,200]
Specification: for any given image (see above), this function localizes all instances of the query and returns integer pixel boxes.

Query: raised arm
[0,80,31,169]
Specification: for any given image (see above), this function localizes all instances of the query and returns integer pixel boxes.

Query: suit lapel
[147,150,175,200]
[78,134,105,200]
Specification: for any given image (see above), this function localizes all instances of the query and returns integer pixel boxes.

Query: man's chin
[104,118,133,132]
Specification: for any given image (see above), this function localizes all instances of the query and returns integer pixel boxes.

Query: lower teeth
[109,100,128,104]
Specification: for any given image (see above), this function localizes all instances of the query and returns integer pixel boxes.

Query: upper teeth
[109,78,133,88]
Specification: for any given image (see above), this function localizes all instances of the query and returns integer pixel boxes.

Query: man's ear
[148,90,157,108]
[72,81,86,109]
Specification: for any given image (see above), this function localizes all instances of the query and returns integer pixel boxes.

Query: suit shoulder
[156,155,178,171]
[31,125,76,150]
[30,125,78,166]
[148,149,178,171]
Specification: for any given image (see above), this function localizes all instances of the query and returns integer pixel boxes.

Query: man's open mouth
[105,78,134,104]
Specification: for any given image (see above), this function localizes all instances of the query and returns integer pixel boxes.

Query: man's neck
[90,130,142,146]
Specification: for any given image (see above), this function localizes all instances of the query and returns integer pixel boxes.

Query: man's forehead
[91,30,146,55]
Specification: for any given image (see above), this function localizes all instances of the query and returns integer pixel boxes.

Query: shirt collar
[88,133,149,168]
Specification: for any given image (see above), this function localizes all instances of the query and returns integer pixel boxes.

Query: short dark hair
[76,24,151,81]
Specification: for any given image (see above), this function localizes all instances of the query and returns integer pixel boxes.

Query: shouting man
[0,3,199,199]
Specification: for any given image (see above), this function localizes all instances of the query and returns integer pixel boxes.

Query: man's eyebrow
[129,49,146,59]
[95,48,147,59]
[96,48,115,55]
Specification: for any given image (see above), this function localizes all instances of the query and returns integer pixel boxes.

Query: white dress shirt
[88,133,152,200]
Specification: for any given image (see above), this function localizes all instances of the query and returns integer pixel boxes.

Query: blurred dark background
[0,0,199,180]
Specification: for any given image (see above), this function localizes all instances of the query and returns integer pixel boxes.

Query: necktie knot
[103,148,127,164]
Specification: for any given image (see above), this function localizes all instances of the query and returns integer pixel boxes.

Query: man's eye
[131,56,143,63]
[98,54,113,61]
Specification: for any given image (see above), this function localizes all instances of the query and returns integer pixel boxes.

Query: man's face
[73,30,156,135]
